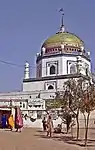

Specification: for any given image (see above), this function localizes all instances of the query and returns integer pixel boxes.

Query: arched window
[70,64,76,74]
[48,85,54,90]
[23,103,25,108]
[50,65,55,75]
[20,102,22,108]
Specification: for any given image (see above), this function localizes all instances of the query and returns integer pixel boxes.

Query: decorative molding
[36,53,90,63]
[23,74,90,83]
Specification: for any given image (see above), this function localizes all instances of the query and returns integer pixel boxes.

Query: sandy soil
[0,128,95,150]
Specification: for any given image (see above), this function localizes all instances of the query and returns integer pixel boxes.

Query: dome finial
[59,8,65,32]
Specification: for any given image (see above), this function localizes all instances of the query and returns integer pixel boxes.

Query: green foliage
[46,78,95,144]
[80,84,95,113]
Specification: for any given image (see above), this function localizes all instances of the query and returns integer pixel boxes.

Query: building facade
[0,14,94,127]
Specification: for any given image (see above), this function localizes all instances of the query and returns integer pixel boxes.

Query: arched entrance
[48,85,54,90]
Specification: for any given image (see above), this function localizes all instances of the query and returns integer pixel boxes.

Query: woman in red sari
[15,107,23,132]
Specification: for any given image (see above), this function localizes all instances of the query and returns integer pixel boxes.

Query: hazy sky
[0,0,95,92]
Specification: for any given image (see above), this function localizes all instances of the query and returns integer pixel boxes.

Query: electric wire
[0,59,45,68]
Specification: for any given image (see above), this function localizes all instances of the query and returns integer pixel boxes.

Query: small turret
[87,51,90,56]
[24,61,30,79]
[42,47,46,55]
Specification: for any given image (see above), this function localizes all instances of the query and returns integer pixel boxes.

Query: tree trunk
[85,113,90,147]
[83,113,86,130]
[66,121,70,133]
[75,110,80,140]
[76,116,79,140]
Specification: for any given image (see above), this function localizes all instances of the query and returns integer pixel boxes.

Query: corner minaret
[24,61,30,79]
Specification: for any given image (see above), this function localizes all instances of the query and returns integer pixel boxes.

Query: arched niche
[50,65,56,75]
[70,64,76,74]
[48,85,54,90]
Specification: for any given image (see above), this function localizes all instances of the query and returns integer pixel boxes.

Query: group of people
[42,115,62,137]
[42,115,54,137]
[1,107,23,132]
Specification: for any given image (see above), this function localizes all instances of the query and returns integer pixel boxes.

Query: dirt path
[0,128,95,150]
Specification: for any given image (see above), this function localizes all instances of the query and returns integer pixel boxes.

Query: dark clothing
[42,119,46,131]
[54,124,62,133]
[1,115,7,128]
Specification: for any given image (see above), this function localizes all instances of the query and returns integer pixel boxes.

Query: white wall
[23,78,67,92]
[0,90,56,100]
[57,79,67,90]
[42,56,63,77]
[23,110,95,128]
[23,81,44,91]
[62,55,91,75]
[62,56,76,74]
[79,57,91,75]
[36,60,42,78]
[0,91,33,99]
[41,55,91,77]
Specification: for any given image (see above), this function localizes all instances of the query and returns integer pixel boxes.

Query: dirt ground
[0,128,95,150]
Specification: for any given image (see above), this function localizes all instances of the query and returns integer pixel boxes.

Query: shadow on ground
[35,130,95,148]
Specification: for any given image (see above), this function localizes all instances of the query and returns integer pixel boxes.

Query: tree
[63,79,95,146]
[46,79,84,139]
[80,83,95,146]
[63,78,84,140]
[46,92,74,133]
[46,78,95,145]
[60,106,75,133]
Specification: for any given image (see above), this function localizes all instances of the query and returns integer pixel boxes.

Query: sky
[0,0,95,92]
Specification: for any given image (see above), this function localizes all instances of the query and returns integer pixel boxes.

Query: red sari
[15,107,23,129]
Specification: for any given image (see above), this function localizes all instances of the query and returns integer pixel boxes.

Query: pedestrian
[46,115,53,137]
[15,107,23,132]
[1,114,7,129]
[42,117,47,131]
[8,114,15,131]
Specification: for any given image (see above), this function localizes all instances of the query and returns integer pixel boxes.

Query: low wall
[23,110,95,128]
[23,117,95,129]
[23,117,62,128]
